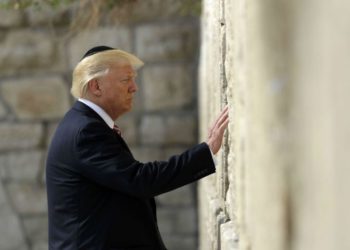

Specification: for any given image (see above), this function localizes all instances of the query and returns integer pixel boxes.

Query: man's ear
[87,79,102,97]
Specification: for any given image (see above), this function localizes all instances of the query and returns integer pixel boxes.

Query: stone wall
[0,2,200,250]
[198,0,350,250]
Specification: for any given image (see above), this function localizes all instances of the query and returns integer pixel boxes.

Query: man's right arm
[75,122,216,198]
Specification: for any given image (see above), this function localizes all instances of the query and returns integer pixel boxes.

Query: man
[46,46,229,250]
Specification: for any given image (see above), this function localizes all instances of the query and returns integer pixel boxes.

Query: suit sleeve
[75,121,215,198]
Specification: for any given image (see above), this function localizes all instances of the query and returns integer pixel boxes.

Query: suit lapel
[73,101,134,157]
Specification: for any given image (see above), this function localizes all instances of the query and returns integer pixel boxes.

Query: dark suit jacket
[46,101,215,250]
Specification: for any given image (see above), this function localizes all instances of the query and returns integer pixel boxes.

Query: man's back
[46,102,164,249]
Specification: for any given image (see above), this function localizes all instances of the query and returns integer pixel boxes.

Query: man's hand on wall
[206,106,229,155]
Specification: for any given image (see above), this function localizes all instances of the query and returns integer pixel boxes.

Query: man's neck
[78,98,115,129]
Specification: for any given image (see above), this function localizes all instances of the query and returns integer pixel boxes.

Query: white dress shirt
[78,98,115,129]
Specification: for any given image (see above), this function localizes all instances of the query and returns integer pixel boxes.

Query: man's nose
[129,79,138,92]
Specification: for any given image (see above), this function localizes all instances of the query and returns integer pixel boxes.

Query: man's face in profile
[98,64,138,119]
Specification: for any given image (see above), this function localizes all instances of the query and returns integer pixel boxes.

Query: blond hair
[71,49,144,98]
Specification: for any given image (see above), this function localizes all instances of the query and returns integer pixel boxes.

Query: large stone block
[157,207,197,235]
[176,207,197,234]
[156,184,194,206]
[129,146,163,163]
[163,115,196,144]
[0,30,55,71]
[117,115,138,145]
[0,167,5,185]
[121,0,194,23]
[0,180,7,208]
[161,235,196,250]
[25,4,71,26]
[135,23,198,62]
[156,208,174,234]
[129,88,143,113]
[163,147,188,158]
[207,198,222,244]
[22,215,48,246]
[68,27,132,68]
[1,76,70,120]
[142,65,193,111]
[140,115,163,145]
[0,150,43,181]
[0,102,6,118]
[0,9,23,27]
[31,242,48,250]
[0,123,42,151]
[0,182,28,250]
[6,183,47,215]
[220,221,238,250]
[0,207,28,250]
[140,114,196,145]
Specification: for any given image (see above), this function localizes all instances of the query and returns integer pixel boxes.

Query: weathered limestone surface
[130,146,164,163]
[220,221,238,250]
[161,235,197,250]
[289,1,350,250]
[135,23,198,62]
[68,27,132,68]
[0,181,28,250]
[157,207,197,234]
[0,102,6,118]
[7,183,47,215]
[22,215,48,247]
[199,0,350,250]
[117,115,138,145]
[25,4,71,26]
[143,65,193,111]
[0,9,23,27]
[1,76,70,120]
[0,30,55,71]
[125,0,193,22]
[0,123,42,151]
[0,150,43,181]
[140,114,196,145]
[157,184,194,206]
[0,207,29,250]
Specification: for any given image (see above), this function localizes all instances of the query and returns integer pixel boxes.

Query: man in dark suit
[46,46,229,250]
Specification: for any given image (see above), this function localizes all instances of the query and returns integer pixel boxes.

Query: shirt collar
[78,98,115,129]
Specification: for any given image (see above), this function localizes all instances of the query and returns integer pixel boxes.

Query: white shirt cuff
[209,147,217,166]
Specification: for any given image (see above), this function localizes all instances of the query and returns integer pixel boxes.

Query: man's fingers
[212,106,228,128]
[206,106,229,154]
[208,106,229,139]
[219,117,229,132]
[215,108,229,129]
[218,106,229,121]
